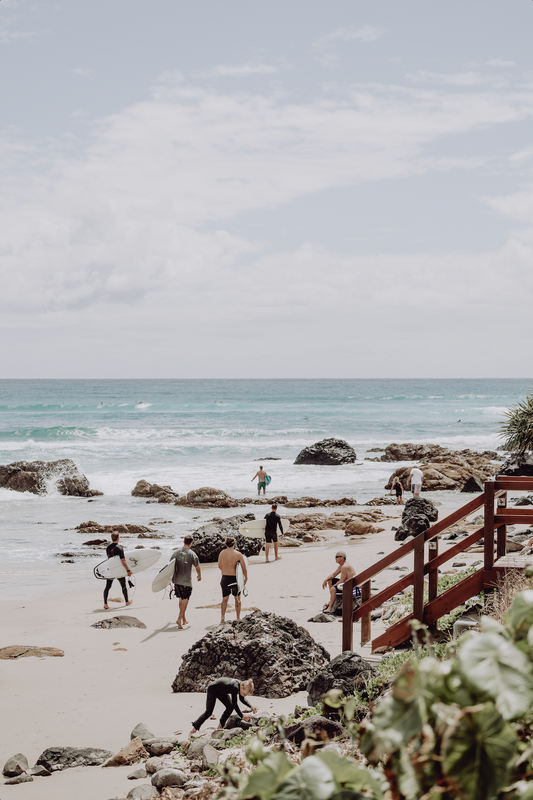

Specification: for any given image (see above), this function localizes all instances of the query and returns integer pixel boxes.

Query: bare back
[218,547,243,576]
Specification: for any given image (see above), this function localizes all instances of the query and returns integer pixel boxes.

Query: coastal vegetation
[501,392,533,455]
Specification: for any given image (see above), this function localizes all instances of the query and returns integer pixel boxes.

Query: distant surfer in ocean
[103,533,133,609]
[170,535,201,629]
[189,677,257,737]
[218,537,247,623]
[251,465,268,495]
[264,503,284,562]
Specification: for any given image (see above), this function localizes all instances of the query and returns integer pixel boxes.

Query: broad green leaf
[343,697,357,722]
[359,694,424,762]
[441,703,517,800]
[481,615,507,636]
[328,793,366,800]
[241,751,294,800]
[390,749,421,800]
[457,632,533,720]
[273,756,336,800]
[506,591,533,639]
[317,751,383,798]
[323,689,344,709]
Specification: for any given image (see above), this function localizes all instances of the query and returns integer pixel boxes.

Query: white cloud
[202,63,278,78]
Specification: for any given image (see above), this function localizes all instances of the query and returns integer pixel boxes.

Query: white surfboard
[238,518,291,538]
[94,548,162,580]
[236,554,249,594]
[152,560,175,593]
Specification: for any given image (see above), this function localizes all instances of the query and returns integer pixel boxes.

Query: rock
[28,765,51,777]
[145,757,168,775]
[131,723,156,742]
[186,739,219,760]
[132,480,179,501]
[385,451,496,493]
[190,514,262,563]
[161,789,187,800]
[223,715,252,730]
[76,521,154,535]
[307,613,335,623]
[103,737,148,767]
[306,651,376,706]
[127,785,161,800]
[151,769,188,789]
[176,487,243,508]
[148,741,175,757]
[202,744,219,769]
[0,459,102,496]
[0,645,64,659]
[513,495,533,506]
[128,768,148,780]
[452,562,467,568]
[461,476,485,493]
[36,746,114,771]
[365,496,398,506]
[3,753,29,777]
[83,538,107,546]
[394,497,439,542]
[4,773,33,784]
[172,610,330,698]
[344,519,385,536]
[380,443,451,462]
[294,439,357,466]
[500,453,533,477]
[279,536,302,547]
[92,616,146,629]
[284,715,345,747]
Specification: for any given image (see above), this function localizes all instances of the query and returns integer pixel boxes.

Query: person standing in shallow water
[251,465,268,495]
[390,476,404,505]
[103,532,133,609]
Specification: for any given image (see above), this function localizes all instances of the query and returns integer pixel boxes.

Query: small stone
[145,757,167,774]
[127,784,160,800]
[202,744,219,769]
[151,768,187,789]
[103,737,148,767]
[92,616,146,629]
[128,768,148,780]
[307,612,335,623]
[28,765,51,777]
[3,753,29,777]
[5,774,33,785]
[452,562,466,568]
[148,741,174,757]
[187,739,218,760]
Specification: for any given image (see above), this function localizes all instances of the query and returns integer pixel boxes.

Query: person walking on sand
[170,535,201,629]
[264,503,284,562]
[189,677,258,737]
[390,476,404,505]
[322,551,356,613]
[218,537,247,623]
[103,532,133,609]
[409,466,424,497]
[251,465,268,495]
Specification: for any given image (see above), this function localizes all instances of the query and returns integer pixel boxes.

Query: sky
[1,0,533,379]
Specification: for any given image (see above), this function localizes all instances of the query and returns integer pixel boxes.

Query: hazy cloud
[314,25,384,66]
[202,63,279,78]
[72,67,93,78]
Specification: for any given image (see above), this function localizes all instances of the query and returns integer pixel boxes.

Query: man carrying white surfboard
[170,535,201,630]
[251,465,269,496]
[218,537,247,624]
[103,532,133,610]
[264,503,284,562]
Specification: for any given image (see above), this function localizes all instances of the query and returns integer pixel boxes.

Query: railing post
[413,534,425,621]
[427,536,439,635]
[342,578,353,652]
[497,490,507,560]
[484,481,495,571]
[360,581,371,646]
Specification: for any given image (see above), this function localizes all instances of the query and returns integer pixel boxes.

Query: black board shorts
[265,532,278,543]
[174,584,192,600]
[220,575,240,598]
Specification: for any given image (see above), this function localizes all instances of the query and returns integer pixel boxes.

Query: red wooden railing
[341,477,533,653]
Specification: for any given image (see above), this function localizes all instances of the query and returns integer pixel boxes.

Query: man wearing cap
[322,551,356,613]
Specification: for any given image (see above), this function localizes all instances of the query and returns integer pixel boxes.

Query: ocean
[0,378,529,576]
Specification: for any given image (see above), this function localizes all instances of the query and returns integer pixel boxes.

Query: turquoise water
[0,378,529,569]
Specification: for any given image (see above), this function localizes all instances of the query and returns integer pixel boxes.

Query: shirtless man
[322,551,356,613]
[251,465,268,496]
[218,537,248,623]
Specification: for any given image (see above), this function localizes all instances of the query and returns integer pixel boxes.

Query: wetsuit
[264,511,283,543]
[103,542,129,605]
[192,677,252,731]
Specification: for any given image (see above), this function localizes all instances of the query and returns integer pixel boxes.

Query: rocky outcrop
[176,487,244,508]
[284,496,358,508]
[75,521,156,535]
[131,480,179,503]
[92,616,147,629]
[172,610,330,698]
[385,452,497,492]
[461,476,485,493]
[306,652,375,706]
[36,746,114,771]
[0,645,64,659]
[294,438,357,465]
[380,443,498,463]
[345,519,385,536]
[191,514,262,563]
[238,495,288,506]
[0,459,102,497]
[394,497,439,541]
[500,453,533,477]
[283,715,345,747]
[287,509,389,536]
[365,496,398,506]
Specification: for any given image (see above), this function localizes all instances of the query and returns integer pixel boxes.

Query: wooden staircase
[341,477,533,653]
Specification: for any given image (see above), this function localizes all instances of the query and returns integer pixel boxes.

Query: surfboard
[235,555,249,594]
[151,560,175,593]
[93,548,162,580]
[238,518,291,538]
[265,475,271,486]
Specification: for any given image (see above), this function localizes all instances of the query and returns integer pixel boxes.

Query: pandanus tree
[500,392,533,454]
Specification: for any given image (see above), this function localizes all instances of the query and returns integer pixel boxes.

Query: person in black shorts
[264,503,284,562]
[170,535,201,629]
[389,477,404,506]
[103,532,133,609]
[189,677,258,736]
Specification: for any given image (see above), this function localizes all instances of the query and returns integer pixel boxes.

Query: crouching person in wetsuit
[103,532,133,610]
[190,677,257,737]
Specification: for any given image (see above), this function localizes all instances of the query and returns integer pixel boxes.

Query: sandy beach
[0,494,483,799]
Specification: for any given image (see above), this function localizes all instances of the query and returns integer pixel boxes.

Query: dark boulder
[380,443,450,462]
[294,438,356,466]
[306,651,376,706]
[461,476,485,493]
[283,715,345,747]
[500,453,533,477]
[172,610,330,698]
[394,497,438,542]
[191,514,262,563]
[513,495,533,506]
[0,459,102,497]
[36,746,113,771]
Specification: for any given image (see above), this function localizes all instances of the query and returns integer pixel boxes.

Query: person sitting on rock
[322,551,356,613]
[189,677,258,737]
